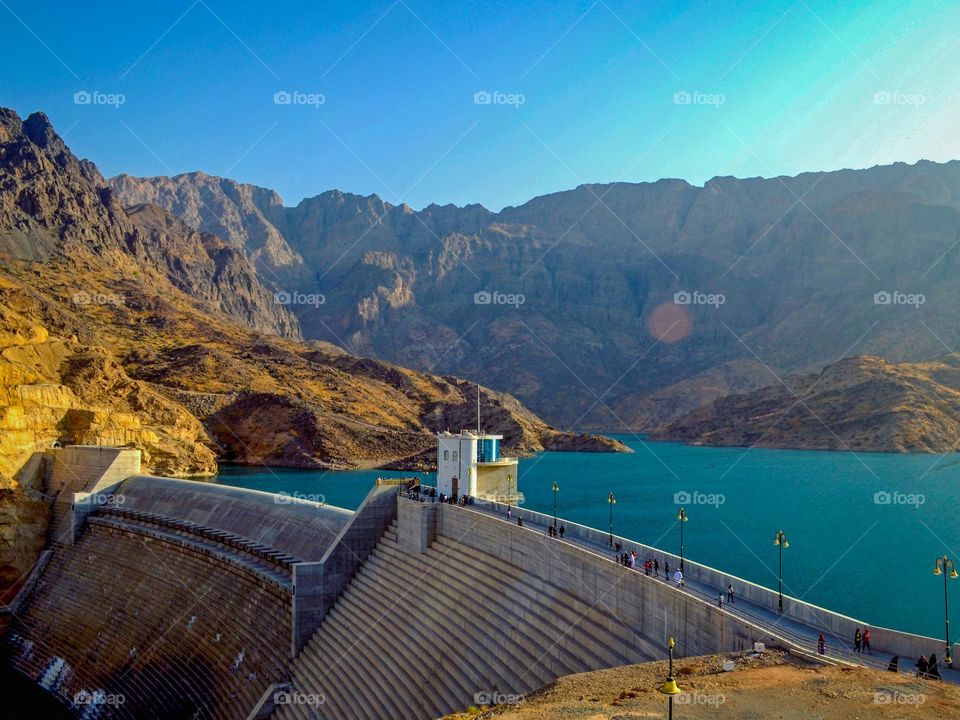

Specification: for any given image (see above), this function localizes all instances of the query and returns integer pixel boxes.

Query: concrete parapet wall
[477,499,946,663]
[44,445,141,498]
[291,481,405,654]
[436,502,772,661]
[45,446,142,545]
[291,562,325,657]
[397,496,437,553]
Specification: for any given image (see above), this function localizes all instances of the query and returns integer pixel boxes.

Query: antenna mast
[477,384,481,433]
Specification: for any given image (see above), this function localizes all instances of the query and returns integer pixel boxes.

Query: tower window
[452,451,458,461]
[443,450,449,460]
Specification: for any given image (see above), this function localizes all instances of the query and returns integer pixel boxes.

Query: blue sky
[3,0,959,210]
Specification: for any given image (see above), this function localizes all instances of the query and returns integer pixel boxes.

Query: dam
[2,443,956,719]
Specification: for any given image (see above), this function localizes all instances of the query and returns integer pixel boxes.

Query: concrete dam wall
[273,498,773,719]
[4,446,951,719]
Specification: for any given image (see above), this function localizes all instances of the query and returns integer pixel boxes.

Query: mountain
[0,111,300,339]
[654,354,960,453]
[111,160,960,429]
[0,108,625,597]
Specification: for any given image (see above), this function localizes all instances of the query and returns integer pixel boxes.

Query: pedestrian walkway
[464,501,960,685]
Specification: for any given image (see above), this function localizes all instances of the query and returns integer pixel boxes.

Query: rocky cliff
[0,109,300,340]
[111,160,960,430]
[654,354,960,453]
[0,108,625,598]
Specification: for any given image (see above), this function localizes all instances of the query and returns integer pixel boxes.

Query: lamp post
[774,530,789,614]
[677,507,688,572]
[933,555,959,667]
[659,636,682,719]
[608,492,616,546]
[552,481,559,529]
[507,474,513,506]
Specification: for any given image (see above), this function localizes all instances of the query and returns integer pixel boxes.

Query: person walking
[853,628,862,653]
[507,507,512,521]
[559,525,565,538]
[862,628,872,654]
[664,561,670,579]
[654,559,660,578]
[673,568,684,587]
[717,592,724,608]
[727,584,735,604]
[915,655,928,678]
[817,634,826,655]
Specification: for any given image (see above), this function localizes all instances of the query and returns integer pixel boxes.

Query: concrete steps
[8,522,292,719]
[280,513,647,720]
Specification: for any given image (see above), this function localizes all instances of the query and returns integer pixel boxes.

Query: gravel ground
[443,649,960,719]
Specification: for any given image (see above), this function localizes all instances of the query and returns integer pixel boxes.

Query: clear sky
[3,0,959,210]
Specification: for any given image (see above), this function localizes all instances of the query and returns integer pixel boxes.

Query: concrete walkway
[461,500,960,685]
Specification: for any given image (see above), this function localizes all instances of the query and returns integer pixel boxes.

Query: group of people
[817,629,874,656]
[718,585,735,607]
[437,491,474,506]
[853,627,872,654]
[915,653,942,680]
[547,523,565,538]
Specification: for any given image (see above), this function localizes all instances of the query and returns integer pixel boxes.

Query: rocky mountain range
[110,158,960,430]
[0,108,624,597]
[655,354,960,454]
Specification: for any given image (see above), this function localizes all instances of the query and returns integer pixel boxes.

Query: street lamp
[552,481,559,529]
[507,474,513,506]
[933,555,959,667]
[677,507,688,572]
[659,636,682,719]
[608,492,616,546]
[774,530,789,614]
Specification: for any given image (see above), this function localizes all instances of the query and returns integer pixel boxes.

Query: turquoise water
[214,435,960,639]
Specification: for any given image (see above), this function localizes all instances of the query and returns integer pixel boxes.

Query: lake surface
[215,435,960,640]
